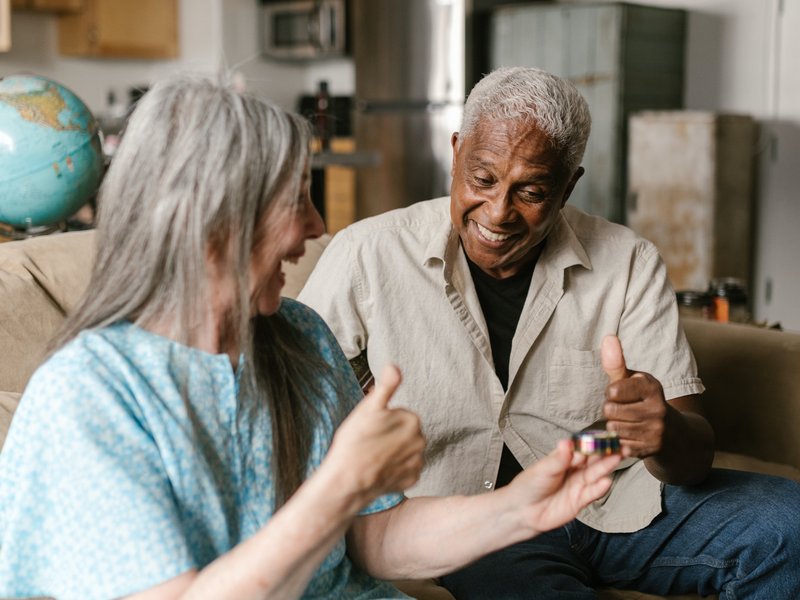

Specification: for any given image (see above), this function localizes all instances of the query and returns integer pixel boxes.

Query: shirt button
[484,480,494,489]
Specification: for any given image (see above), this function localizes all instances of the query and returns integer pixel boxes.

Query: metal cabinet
[490,2,686,223]
[626,111,757,293]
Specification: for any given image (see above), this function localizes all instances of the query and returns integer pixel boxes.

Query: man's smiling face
[449,119,583,279]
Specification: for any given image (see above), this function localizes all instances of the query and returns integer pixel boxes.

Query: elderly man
[299,67,800,598]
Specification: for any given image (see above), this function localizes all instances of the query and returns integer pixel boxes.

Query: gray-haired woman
[0,75,620,600]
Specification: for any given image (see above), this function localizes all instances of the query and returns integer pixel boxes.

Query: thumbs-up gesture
[601,335,668,458]
[324,365,425,505]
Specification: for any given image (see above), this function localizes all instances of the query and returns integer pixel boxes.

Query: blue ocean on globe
[0,74,104,229]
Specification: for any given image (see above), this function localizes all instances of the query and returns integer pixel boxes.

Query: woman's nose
[305,198,325,239]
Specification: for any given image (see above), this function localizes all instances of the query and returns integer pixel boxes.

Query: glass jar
[708,277,749,323]
[676,290,715,320]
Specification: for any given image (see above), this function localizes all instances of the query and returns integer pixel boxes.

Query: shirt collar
[540,208,593,273]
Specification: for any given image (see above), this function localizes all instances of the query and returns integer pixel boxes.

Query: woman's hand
[507,440,621,537]
[323,365,425,506]
[347,438,621,580]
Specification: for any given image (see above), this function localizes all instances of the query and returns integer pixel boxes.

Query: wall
[0,0,352,114]
[1,0,797,330]
[1,0,213,111]
[568,0,799,331]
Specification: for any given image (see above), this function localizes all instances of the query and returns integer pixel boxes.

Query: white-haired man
[299,67,800,598]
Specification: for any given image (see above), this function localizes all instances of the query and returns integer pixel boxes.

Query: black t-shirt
[465,252,535,488]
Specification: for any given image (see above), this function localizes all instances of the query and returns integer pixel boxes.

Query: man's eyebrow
[519,174,556,184]
[466,157,495,169]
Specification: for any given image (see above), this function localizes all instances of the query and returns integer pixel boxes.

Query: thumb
[601,335,630,383]
[363,364,402,410]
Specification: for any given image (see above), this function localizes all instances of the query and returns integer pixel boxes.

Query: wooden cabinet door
[12,0,82,11]
[58,0,177,58]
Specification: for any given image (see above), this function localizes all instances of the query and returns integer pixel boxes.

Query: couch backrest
[3,231,800,471]
[0,230,331,449]
[0,231,96,394]
[0,230,331,396]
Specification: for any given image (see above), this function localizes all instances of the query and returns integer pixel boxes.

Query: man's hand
[600,335,714,484]
[601,335,669,458]
[324,365,425,505]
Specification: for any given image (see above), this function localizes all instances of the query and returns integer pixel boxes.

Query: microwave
[260,0,347,60]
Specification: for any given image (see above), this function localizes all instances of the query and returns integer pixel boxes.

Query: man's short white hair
[460,66,591,174]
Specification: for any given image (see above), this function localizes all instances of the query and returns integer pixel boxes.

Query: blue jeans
[439,469,800,599]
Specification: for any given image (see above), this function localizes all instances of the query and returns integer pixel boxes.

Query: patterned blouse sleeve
[0,346,195,599]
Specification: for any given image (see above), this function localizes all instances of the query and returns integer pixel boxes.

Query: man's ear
[561,166,585,208]
[450,132,459,177]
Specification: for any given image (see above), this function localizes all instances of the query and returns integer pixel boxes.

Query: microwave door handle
[308,0,324,51]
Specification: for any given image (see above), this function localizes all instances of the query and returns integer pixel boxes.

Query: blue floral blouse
[0,299,406,600]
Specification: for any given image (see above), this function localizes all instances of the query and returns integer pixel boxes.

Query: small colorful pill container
[571,429,622,455]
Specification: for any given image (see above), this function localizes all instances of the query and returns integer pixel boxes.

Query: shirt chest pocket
[547,346,606,425]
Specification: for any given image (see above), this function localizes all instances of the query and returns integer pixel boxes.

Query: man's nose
[485,189,514,224]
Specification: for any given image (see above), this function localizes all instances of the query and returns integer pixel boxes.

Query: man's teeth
[476,222,510,242]
[282,256,299,265]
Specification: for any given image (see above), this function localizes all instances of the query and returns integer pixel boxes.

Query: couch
[1,230,799,600]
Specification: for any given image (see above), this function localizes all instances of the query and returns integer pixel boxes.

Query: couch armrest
[682,318,800,469]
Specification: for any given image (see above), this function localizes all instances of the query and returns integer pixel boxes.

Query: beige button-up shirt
[298,197,704,533]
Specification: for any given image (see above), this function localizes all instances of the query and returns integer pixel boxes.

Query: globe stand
[0,220,67,242]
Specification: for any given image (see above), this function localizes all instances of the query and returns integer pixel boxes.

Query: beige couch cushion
[0,231,96,394]
[0,230,329,397]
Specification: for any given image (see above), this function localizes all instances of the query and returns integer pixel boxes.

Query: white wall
[588,0,800,331]
[0,0,352,113]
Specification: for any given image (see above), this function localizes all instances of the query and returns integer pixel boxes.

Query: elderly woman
[0,75,620,600]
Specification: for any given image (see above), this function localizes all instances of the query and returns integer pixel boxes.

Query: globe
[0,74,104,230]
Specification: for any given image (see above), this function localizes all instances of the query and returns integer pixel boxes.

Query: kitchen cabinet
[12,0,82,12]
[627,111,757,293]
[324,138,357,234]
[311,137,357,235]
[57,0,177,58]
[490,2,686,223]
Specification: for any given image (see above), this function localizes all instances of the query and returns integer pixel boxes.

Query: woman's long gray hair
[51,74,331,506]
[460,66,591,174]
